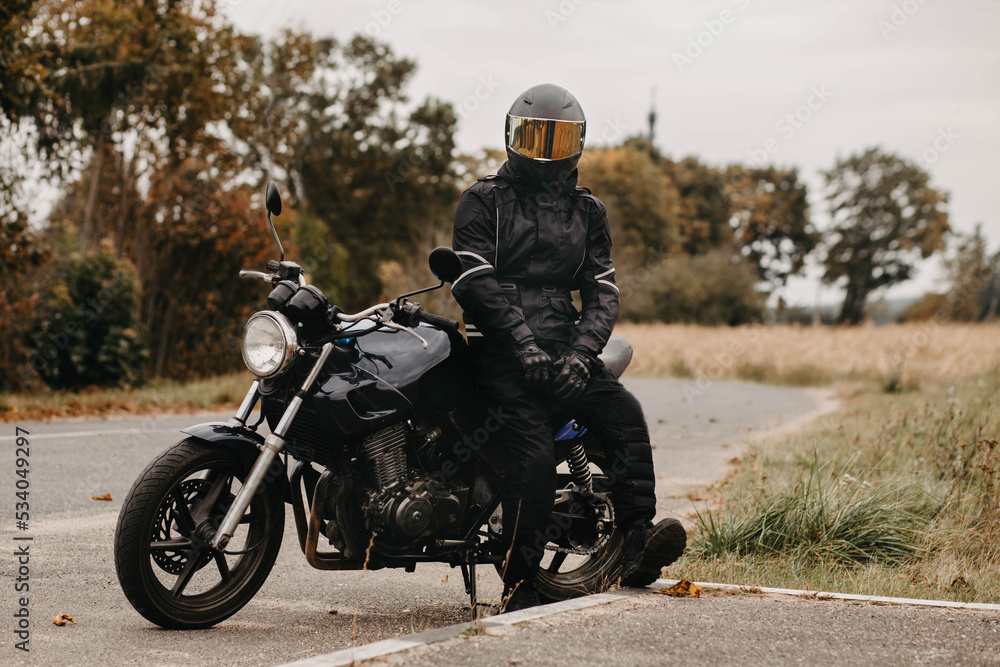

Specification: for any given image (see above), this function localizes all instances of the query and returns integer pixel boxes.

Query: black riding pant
[471,341,657,587]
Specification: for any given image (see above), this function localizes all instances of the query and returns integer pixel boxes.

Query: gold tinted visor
[507,116,585,161]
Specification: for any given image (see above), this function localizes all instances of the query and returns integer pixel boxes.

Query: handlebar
[336,303,391,323]
[419,311,461,332]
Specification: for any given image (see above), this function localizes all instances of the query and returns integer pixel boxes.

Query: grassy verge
[669,372,1000,603]
[0,373,251,422]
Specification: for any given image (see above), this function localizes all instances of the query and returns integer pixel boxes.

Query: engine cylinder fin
[363,424,408,490]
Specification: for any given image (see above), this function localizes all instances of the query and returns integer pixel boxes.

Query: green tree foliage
[289,36,458,308]
[665,156,732,255]
[0,116,48,391]
[0,0,47,120]
[724,165,817,288]
[943,225,997,321]
[4,1,457,382]
[578,141,681,266]
[26,240,147,389]
[628,249,766,325]
[822,147,949,325]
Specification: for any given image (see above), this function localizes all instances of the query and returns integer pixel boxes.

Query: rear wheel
[490,439,625,601]
[114,438,284,629]
[535,441,622,600]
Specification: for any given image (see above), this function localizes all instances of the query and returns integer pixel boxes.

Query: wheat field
[616,322,1000,387]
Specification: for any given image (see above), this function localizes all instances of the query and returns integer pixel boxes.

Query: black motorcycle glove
[511,336,552,391]
[551,350,595,400]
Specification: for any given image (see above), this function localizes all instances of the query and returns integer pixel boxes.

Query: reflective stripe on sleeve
[598,279,620,293]
[451,263,494,289]
[594,267,615,280]
[456,250,491,265]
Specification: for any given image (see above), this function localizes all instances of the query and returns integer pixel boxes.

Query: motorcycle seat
[599,334,633,379]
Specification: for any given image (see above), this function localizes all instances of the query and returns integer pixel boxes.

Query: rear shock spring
[566,440,593,491]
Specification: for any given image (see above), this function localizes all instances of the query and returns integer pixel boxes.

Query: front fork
[210,343,335,551]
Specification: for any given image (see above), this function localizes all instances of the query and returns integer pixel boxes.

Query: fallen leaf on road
[89,493,113,501]
[53,614,76,626]
[441,575,448,583]
[658,580,701,598]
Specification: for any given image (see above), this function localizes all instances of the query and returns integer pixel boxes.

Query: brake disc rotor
[151,479,212,574]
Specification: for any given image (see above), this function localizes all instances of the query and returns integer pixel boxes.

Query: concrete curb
[277,588,639,666]
[277,579,1000,666]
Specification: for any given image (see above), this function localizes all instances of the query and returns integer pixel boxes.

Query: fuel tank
[262,324,470,465]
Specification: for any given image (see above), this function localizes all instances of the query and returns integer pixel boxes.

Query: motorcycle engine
[362,424,463,540]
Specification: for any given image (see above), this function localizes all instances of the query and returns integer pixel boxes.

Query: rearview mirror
[264,181,285,261]
[265,181,282,217]
[428,247,463,283]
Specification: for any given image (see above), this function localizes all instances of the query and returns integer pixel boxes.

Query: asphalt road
[391,592,1000,667]
[0,377,825,666]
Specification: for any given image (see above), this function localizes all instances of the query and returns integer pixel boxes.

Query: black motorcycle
[113,182,670,629]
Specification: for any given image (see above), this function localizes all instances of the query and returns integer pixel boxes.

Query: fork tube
[211,344,334,551]
[228,380,260,427]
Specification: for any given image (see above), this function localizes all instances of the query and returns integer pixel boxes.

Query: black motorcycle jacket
[451,161,620,356]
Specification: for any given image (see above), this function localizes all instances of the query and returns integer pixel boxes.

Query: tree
[287,36,459,308]
[664,156,732,255]
[26,239,147,389]
[943,225,996,321]
[821,147,949,325]
[0,116,48,391]
[724,165,818,288]
[637,249,766,325]
[578,142,682,266]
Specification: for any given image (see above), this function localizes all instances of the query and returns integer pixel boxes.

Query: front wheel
[114,438,285,629]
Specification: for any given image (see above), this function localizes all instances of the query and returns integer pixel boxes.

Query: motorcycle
[113,182,657,629]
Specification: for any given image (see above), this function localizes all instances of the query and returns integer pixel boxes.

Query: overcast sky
[224,0,1000,307]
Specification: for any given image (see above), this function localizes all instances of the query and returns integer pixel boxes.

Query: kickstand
[460,554,480,619]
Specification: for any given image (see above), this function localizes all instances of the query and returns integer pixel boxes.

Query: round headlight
[242,312,298,378]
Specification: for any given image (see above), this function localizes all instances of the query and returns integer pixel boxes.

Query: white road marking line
[0,427,183,442]
[654,579,1000,612]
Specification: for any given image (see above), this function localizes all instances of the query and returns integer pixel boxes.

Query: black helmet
[504,83,586,185]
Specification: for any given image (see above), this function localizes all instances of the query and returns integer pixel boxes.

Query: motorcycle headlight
[242,311,299,378]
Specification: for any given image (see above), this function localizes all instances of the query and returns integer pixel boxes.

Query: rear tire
[114,438,284,629]
[491,439,624,601]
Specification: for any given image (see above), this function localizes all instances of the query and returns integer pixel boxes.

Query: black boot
[619,518,687,588]
[501,580,542,613]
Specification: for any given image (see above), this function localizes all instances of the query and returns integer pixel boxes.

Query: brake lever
[239,270,276,282]
[382,321,428,349]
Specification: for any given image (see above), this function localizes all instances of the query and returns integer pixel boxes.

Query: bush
[26,241,148,390]
[692,458,934,565]
[622,249,766,325]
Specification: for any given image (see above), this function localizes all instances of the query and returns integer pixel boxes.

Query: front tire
[114,438,285,629]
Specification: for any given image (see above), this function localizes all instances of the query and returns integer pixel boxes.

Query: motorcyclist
[450,83,683,611]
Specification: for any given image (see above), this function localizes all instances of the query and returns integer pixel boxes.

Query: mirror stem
[395,281,445,306]
[267,212,285,262]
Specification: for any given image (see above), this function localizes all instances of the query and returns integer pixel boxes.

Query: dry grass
[673,370,1000,603]
[617,322,1000,387]
[0,373,251,422]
